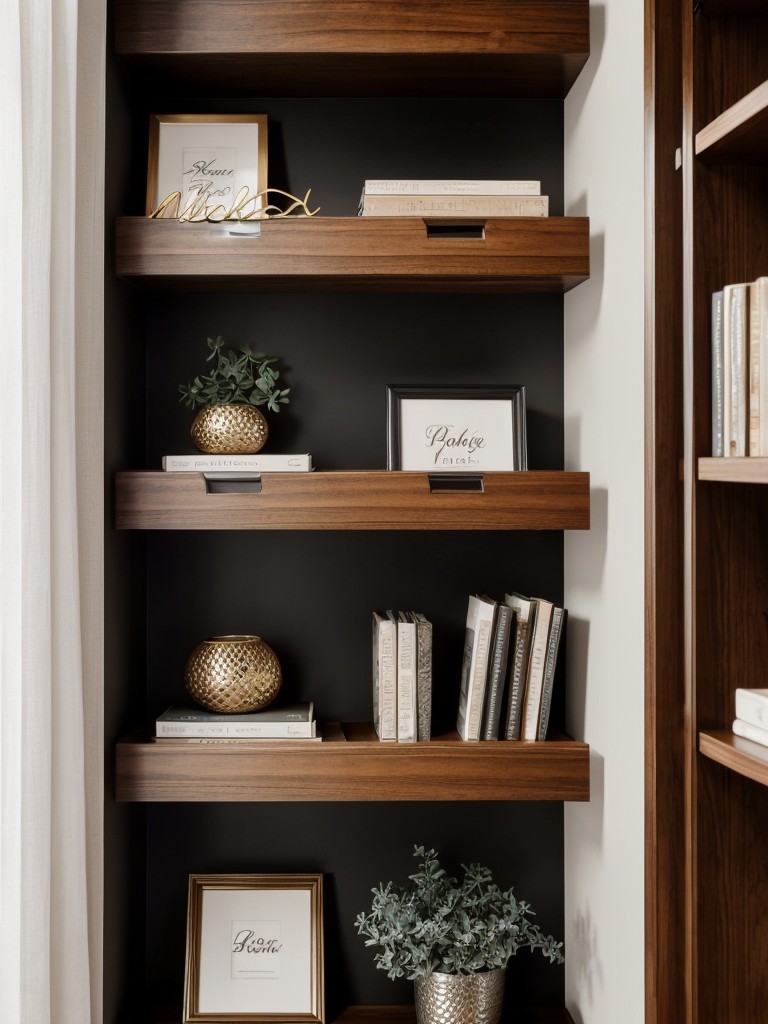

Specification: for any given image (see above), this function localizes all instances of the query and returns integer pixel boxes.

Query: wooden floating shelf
[695,79,768,162]
[116,723,590,803]
[115,217,590,294]
[700,730,768,789]
[114,0,590,98]
[698,457,768,483]
[115,471,591,531]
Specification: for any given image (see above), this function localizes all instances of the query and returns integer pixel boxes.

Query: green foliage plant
[354,845,564,980]
[179,336,290,413]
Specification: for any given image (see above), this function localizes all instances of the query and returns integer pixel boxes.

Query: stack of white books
[357,179,548,218]
[154,701,318,741]
[733,689,768,749]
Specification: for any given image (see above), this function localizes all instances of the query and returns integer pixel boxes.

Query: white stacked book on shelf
[358,179,548,218]
[371,610,432,743]
[733,688,768,749]
[155,702,317,740]
[162,453,313,472]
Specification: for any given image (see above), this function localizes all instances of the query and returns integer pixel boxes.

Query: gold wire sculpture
[149,186,320,222]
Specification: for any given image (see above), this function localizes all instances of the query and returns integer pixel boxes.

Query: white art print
[147,115,268,218]
[185,875,323,1022]
[388,387,527,472]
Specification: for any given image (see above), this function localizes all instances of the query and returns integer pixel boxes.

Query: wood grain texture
[644,0,686,1020]
[700,730,768,788]
[115,217,590,294]
[114,1,590,97]
[698,457,768,483]
[114,471,591,531]
[695,79,768,162]
[703,1,768,14]
[115,724,590,802]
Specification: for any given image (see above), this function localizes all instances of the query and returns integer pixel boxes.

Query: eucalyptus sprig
[178,335,290,412]
[355,846,563,980]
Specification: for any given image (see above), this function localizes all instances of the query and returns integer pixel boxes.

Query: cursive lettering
[424,424,486,465]
[232,930,283,955]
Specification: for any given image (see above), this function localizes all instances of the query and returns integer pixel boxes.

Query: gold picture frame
[183,873,324,1023]
[146,113,268,218]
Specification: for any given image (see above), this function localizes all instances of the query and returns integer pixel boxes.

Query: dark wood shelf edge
[115,723,590,803]
[700,730,768,787]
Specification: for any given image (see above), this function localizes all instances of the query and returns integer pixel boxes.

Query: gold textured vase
[414,969,505,1024]
[184,635,282,713]
[190,403,268,454]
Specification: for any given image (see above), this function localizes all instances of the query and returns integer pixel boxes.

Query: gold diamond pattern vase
[190,402,268,454]
[184,635,282,713]
[414,969,505,1024]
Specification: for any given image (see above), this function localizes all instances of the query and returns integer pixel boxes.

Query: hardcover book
[521,598,555,741]
[372,611,397,741]
[155,702,315,738]
[456,595,496,742]
[161,453,313,472]
[735,687,768,731]
[723,282,748,457]
[502,593,536,740]
[411,612,433,742]
[358,194,549,218]
[481,602,513,741]
[733,717,768,750]
[712,289,724,456]
[537,606,565,741]
[396,612,417,743]
[362,179,541,196]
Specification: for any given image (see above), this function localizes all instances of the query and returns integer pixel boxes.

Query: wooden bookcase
[647,1,768,1021]
[106,1,591,1021]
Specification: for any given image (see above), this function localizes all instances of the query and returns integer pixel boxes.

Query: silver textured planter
[414,969,505,1024]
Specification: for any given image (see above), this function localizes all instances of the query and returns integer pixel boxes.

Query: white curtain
[0,0,105,1021]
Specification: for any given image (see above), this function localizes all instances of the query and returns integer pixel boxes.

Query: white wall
[563,2,646,1021]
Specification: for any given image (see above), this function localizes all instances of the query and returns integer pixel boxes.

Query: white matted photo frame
[146,114,268,217]
[386,385,528,472]
[183,873,324,1023]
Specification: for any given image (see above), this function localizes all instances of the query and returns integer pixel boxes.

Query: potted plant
[355,846,563,1024]
[179,335,290,454]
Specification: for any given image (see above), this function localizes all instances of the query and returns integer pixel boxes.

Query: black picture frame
[386,385,528,472]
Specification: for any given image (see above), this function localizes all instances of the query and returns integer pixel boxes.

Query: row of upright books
[711,277,768,457]
[372,611,433,742]
[457,593,565,743]
[357,178,549,218]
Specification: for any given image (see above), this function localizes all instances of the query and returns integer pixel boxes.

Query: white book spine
[735,688,768,731]
[359,195,548,217]
[712,290,724,456]
[363,179,541,196]
[372,614,397,740]
[467,618,493,740]
[397,618,417,742]
[156,721,316,738]
[162,454,311,471]
[733,717,768,749]
[522,600,554,741]
[723,283,747,457]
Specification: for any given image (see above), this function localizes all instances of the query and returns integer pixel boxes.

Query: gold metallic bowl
[184,635,282,714]
[190,403,268,454]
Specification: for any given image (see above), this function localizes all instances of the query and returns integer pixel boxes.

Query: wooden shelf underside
[115,471,591,531]
[698,457,768,483]
[115,217,590,294]
[700,730,768,788]
[695,79,768,162]
[116,723,590,802]
[115,0,590,98]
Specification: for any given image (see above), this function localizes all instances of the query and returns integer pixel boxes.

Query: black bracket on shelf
[425,221,486,240]
[428,473,484,492]
[204,472,262,493]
